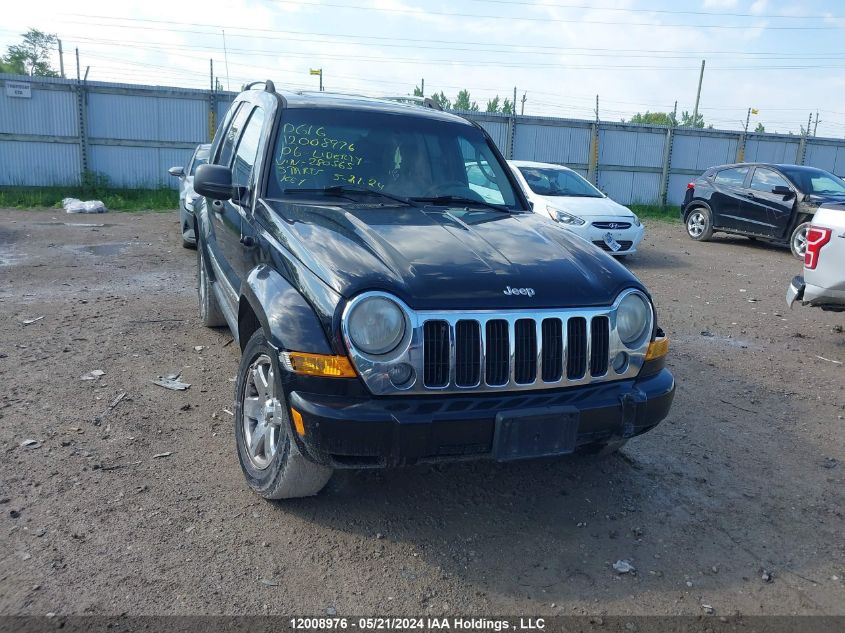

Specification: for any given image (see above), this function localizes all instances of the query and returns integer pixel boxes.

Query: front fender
[240,265,333,355]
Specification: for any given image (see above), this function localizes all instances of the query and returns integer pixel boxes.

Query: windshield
[517,166,603,198]
[268,108,519,208]
[190,146,210,175]
[779,167,845,195]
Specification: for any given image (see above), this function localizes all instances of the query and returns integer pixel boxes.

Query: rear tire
[686,207,714,241]
[790,222,810,260]
[235,329,333,499]
[197,242,227,327]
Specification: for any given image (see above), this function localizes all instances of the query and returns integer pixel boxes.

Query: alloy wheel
[242,355,284,470]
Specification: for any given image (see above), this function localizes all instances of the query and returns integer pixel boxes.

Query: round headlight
[347,296,406,355]
[617,293,651,347]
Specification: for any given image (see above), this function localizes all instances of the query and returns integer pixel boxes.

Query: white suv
[509,160,644,256]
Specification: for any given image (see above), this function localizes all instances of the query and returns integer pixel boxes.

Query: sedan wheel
[790,222,810,260]
[686,207,713,241]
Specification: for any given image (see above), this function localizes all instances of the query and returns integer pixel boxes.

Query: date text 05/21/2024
[289,617,546,631]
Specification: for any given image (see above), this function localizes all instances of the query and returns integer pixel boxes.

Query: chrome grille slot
[541,318,563,382]
[514,319,537,384]
[423,320,450,387]
[589,316,610,377]
[566,317,587,379]
[485,320,509,386]
[455,320,481,387]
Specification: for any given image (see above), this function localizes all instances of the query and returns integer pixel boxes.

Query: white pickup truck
[787,204,845,312]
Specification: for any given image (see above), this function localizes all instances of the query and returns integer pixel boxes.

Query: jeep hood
[260,200,645,310]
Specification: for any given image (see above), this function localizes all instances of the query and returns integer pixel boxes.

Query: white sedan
[508,160,644,256]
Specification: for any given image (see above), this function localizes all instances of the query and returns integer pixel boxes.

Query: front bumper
[565,218,645,255]
[288,368,675,468]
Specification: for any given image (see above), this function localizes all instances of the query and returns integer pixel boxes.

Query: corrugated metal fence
[3,73,845,205]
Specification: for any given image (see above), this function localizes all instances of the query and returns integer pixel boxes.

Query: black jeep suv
[681,162,845,259]
[192,81,675,499]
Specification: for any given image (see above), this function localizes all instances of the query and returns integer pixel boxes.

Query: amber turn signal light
[281,351,357,378]
[645,336,669,361]
[290,408,306,436]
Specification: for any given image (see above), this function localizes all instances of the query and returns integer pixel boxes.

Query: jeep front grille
[421,314,610,389]
[341,290,652,396]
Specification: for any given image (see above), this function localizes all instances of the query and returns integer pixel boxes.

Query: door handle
[239,235,256,247]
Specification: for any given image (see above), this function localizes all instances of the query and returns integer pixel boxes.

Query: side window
[215,103,250,167]
[749,168,790,193]
[714,166,750,187]
[232,108,266,188]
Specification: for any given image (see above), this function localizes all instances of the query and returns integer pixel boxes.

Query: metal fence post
[587,122,599,185]
[208,88,217,142]
[659,126,674,207]
[75,80,89,184]
[505,112,516,160]
[737,130,747,163]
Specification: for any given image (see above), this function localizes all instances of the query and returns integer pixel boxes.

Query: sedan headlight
[347,296,406,355]
[631,214,641,227]
[547,205,586,226]
[617,293,651,347]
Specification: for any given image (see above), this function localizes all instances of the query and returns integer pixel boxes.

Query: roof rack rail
[380,95,443,111]
[242,80,276,93]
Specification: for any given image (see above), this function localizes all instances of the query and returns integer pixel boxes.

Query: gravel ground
[0,209,843,617]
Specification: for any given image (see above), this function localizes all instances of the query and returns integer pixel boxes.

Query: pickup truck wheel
[234,330,333,499]
[686,207,713,241]
[790,222,810,260]
[197,244,226,327]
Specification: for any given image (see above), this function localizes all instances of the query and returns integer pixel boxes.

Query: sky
[3,0,845,137]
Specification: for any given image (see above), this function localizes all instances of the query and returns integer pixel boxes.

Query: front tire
[686,207,714,241]
[197,242,227,327]
[790,222,810,260]
[234,330,333,499]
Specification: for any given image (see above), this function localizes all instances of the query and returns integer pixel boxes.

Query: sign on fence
[5,81,31,98]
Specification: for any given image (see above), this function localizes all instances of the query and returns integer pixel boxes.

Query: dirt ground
[0,208,843,617]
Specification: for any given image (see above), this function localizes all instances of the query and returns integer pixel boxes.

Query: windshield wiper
[410,195,511,213]
[283,186,415,207]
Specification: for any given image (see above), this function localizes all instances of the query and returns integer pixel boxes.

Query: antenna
[222,29,231,91]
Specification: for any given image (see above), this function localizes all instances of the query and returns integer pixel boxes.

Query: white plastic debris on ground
[62,198,108,214]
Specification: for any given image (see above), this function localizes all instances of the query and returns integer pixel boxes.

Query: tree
[430,90,451,110]
[628,111,678,126]
[754,122,765,133]
[413,85,423,97]
[680,110,705,128]
[485,95,501,113]
[454,89,479,112]
[502,97,514,115]
[4,29,59,77]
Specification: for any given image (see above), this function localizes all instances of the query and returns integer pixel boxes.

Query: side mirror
[194,164,233,200]
[168,166,185,178]
[772,185,794,198]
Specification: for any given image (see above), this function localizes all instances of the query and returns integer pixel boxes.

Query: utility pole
[813,111,820,136]
[692,59,705,128]
[744,108,751,134]
[672,100,678,126]
[520,92,527,115]
[222,29,230,91]
[594,94,600,123]
[210,59,214,92]
[58,39,65,78]
[75,48,80,82]
[420,78,424,97]
[513,86,517,115]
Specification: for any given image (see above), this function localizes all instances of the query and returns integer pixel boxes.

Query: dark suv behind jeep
[192,81,675,499]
